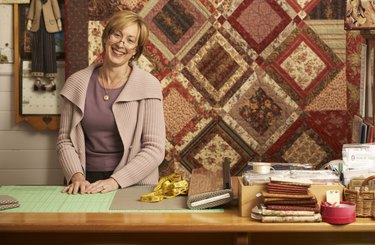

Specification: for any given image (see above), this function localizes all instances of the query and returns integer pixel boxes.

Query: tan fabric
[27,0,61,33]
[57,63,166,188]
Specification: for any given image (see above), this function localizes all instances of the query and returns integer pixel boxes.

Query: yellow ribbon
[140,173,189,202]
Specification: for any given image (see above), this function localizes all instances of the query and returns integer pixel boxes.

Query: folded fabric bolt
[267,182,309,191]
[263,198,317,206]
[270,177,312,187]
[266,203,320,212]
[266,188,309,195]
[262,191,314,199]
[0,203,20,210]
[267,183,308,194]
[261,213,322,223]
[251,205,322,223]
[261,207,315,216]
[0,195,18,205]
[0,195,20,211]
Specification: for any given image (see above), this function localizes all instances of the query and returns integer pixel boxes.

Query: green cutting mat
[0,186,116,212]
[0,186,223,213]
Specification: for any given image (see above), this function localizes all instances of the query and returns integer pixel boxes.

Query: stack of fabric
[0,195,20,210]
[251,178,321,223]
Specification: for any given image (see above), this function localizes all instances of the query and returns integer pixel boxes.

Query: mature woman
[57,10,166,194]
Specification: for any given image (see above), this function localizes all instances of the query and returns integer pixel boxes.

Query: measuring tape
[140,173,189,202]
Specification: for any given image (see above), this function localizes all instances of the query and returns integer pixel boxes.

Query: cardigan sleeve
[111,98,166,188]
[56,96,84,184]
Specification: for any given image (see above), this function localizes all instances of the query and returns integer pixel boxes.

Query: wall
[0,58,63,185]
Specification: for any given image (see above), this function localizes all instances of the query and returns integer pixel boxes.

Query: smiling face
[101,11,149,63]
[104,23,140,67]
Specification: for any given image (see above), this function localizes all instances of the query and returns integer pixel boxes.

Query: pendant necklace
[103,87,110,101]
[100,67,131,102]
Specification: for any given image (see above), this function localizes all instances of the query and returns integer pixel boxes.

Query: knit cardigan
[57,64,166,188]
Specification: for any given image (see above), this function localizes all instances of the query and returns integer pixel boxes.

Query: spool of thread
[253,162,272,174]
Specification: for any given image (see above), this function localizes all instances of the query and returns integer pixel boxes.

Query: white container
[252,162,272,174]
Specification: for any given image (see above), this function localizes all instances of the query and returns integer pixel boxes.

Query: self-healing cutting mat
[0,186,223,213]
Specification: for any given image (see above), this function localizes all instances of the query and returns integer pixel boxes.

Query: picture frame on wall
[13,3,64,130]
[345,0,375,30]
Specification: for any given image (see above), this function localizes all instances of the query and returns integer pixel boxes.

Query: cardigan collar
[60,63,163,113]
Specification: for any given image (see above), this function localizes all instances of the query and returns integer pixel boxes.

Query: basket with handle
[344,175,375,217]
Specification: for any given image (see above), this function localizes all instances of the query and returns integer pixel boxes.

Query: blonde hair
[102,10,149,61]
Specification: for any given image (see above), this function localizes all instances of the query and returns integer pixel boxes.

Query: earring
[129,55,135,63]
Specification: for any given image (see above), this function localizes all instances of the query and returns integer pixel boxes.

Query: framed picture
[345,0,375,30]
[13,3,64,130]
[18,2,64,60]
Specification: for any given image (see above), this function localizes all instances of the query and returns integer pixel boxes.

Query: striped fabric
[30,11,57,78]
[57,64,166,188]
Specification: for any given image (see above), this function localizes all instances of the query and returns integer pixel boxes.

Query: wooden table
[1,208,375,245]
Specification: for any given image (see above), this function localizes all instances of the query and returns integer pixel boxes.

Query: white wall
[0,63,64,185]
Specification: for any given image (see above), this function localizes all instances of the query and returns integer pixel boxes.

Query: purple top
[81,67,125,172]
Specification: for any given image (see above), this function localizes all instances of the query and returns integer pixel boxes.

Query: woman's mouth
[111,47,126,57]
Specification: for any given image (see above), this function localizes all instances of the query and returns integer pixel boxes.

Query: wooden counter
[1,208,375,245]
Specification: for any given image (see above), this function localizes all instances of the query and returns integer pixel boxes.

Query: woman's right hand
[62,172,90,194]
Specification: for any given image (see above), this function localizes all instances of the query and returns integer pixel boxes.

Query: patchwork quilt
[64,0,361,178]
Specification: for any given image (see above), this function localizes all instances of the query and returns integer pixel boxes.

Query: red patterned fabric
[263,198,317,206]
[266,203,320,212]
[64,0,88,78]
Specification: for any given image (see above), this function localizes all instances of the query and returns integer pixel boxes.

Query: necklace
[103,88,110,101]
[99,67,131,101]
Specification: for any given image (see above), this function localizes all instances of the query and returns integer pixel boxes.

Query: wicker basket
[344,175,375,217]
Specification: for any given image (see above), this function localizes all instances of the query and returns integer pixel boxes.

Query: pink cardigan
[57,64,166,188]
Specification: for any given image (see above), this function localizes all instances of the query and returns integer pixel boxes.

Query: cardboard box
[238,177,345,217]
[238,177,266,217]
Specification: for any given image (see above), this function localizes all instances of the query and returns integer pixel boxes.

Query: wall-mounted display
[13,2,64,130]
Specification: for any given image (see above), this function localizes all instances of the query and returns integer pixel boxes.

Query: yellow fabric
[140,173,189,202]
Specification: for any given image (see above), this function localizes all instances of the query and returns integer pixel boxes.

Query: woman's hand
[85,178,120,194]
[62,172,90,194]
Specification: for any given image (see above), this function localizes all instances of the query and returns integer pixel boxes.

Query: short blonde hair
[102,10,149,61]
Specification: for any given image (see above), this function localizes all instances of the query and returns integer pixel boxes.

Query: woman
[57,10,166,195]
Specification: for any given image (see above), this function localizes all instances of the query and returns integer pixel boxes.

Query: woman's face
[104,23,139,67]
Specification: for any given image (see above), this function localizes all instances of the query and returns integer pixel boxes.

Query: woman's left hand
[85,178,119,194]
